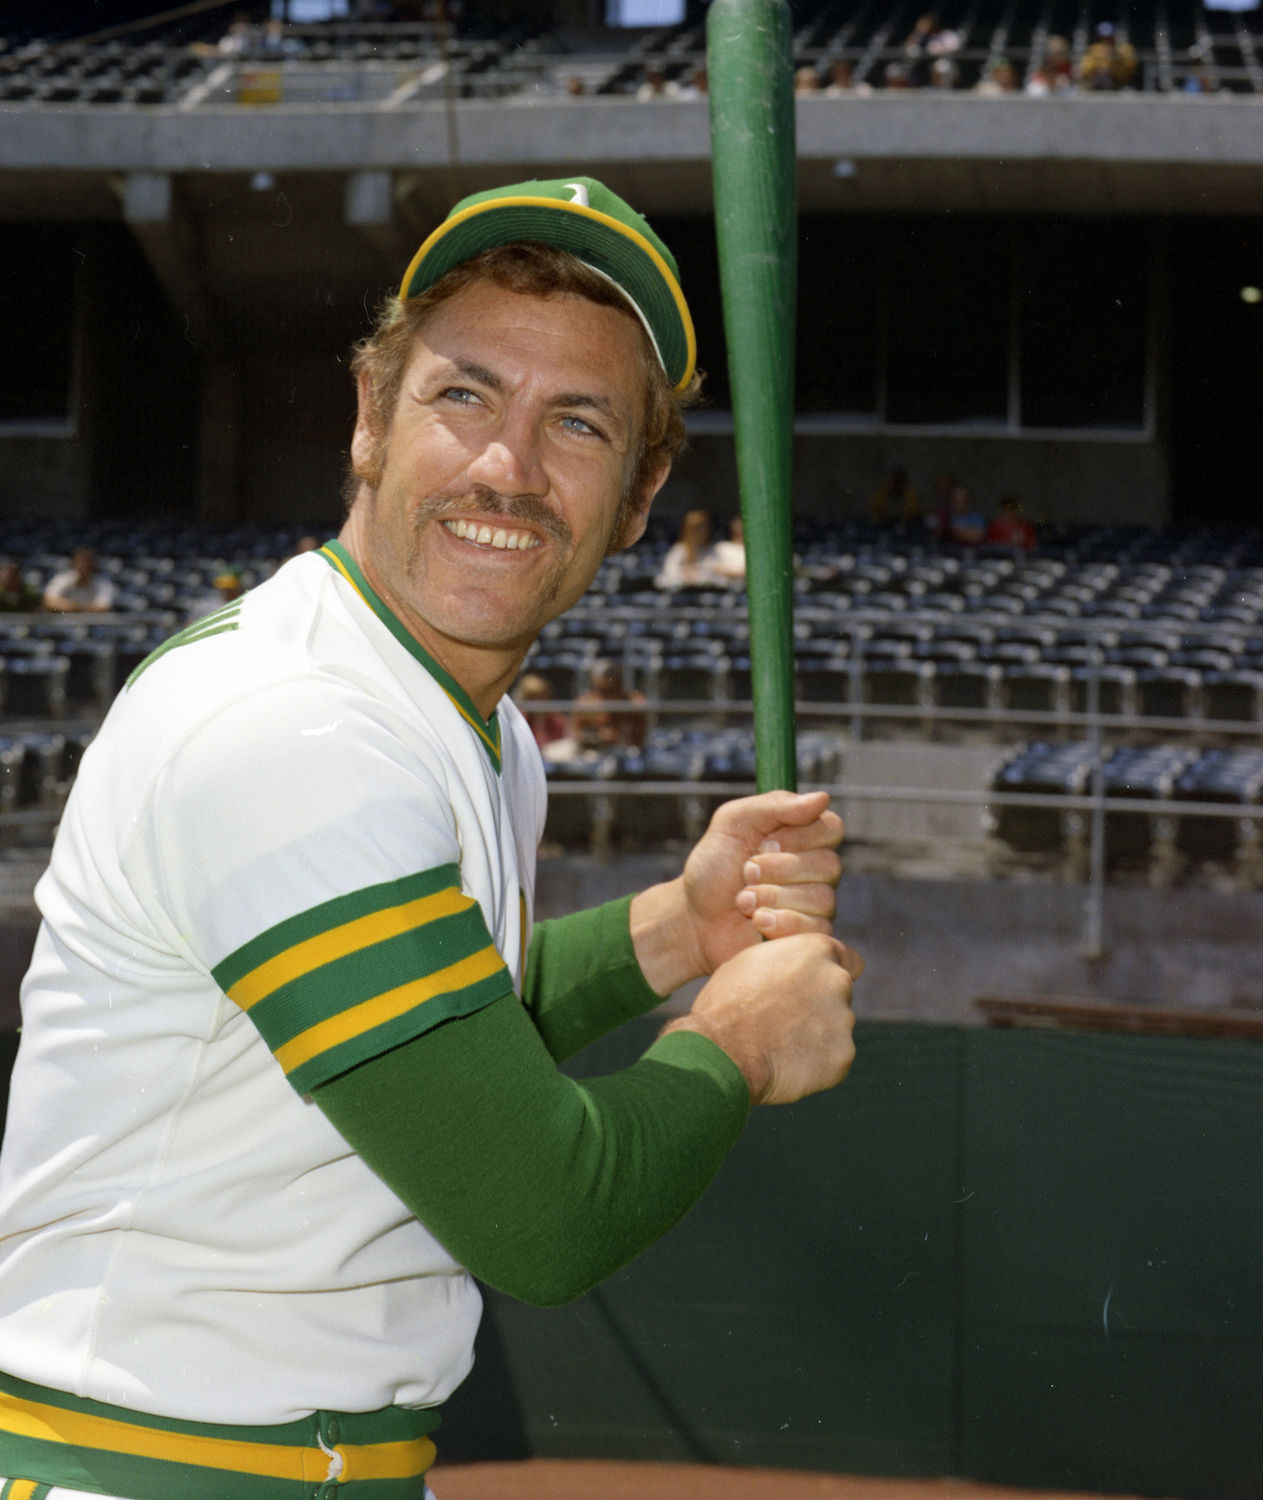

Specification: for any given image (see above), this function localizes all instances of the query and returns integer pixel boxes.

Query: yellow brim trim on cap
[398,194,697,391]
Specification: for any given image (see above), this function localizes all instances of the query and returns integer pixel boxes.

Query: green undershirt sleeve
[523,894,666,1062]
[312,991,749,1306]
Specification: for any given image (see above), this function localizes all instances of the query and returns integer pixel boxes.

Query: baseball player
[0,176,861,1499]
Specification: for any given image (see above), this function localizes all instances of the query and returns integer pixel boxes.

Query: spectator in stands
[0,562,41,613]
[940,484,987,546]
[1025,35,1074,95]
[186,569,245,623]
[868,465,922,528]
[656,509,724,590]
[904,12,962,56]
[794,65,823,94]
[572,659,648,752]
[928,57,959,90]
[712,516,747,585]
[675,65,707,99]
[986,493,1037,552]
[216,13,259,55]
[926,470,955,532]
[1078,23,1138,90]
[823,59,872,96]
[514,673,575,761]
[564,74,587,97]
[883,62,915,90]
[636,65,670,100]
[43,548,115,614]
[258,19,302,60]
[1183,64,1221,93]
[974,57,1020,94]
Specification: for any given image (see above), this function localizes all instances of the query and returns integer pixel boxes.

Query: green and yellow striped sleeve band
[212,863,512,1094]
[1,1480,53,1500]
[0,1370,438,1500]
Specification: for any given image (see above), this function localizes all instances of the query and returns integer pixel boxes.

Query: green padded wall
[441,1020,1263,1498]
[958,1029,1263,1498]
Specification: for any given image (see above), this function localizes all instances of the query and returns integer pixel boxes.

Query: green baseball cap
[397,176,697,391]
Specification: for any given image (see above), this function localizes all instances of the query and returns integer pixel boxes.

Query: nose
[467,412,548,499]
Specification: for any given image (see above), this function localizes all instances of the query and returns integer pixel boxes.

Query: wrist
[629,877,705,997]
[657,1014,766,1105]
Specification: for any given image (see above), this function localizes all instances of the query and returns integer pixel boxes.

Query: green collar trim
[318,540,502,772]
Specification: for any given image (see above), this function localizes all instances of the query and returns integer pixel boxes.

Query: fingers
[735,838,842,937]
[742,844,841,890]
[689,932,861,1106]
[712,790,843,855]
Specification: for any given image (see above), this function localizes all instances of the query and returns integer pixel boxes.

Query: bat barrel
[707,0,799,793]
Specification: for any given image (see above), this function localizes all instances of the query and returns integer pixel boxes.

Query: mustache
[420,487,573,549]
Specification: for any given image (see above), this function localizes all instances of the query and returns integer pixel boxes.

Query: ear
[349,369,385,487]
[612,456,672,553]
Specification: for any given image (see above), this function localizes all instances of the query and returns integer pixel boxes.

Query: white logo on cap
[565,183,590,207]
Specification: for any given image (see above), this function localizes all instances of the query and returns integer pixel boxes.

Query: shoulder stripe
[126,601,244,690]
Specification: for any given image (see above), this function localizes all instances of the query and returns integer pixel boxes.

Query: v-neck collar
[318,540,502,773]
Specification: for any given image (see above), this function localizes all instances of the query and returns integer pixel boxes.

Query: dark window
[797,216,880,415]
[884,218,1009,425]
[0,227,77,423]
[1018,221,1147,429]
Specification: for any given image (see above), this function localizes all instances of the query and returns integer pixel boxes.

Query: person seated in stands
[986,494,1037,552]
[940,484,987,546]
[1078,23,1138,90]
[0,562,41,613]
[674,65,707,99]
[43,547,115,614]
[974,57,1021,94]
[712,516,747,585]
[794,65,823,94]
[514,673,576,761]
[572,659,648,753]
[883,61,915,90]
[904,12,962,56]
[656,509,724,590]
[869,465,922,528]
[928,57,959,89]
[1025,35,1074,95]
[186,569,245,624]
[636,65,670,100]
[1183,65,1220,94]
[216,13,258,55]
[823,59,872,96]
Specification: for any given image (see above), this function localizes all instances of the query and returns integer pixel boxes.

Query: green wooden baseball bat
[707,0,798,793]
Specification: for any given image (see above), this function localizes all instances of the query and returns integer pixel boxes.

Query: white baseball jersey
[0,542,544,1425]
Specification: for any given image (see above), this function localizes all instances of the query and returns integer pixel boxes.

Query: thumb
[717,789,832,847]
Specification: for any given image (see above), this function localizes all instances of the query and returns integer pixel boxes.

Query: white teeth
[444,518,540,551]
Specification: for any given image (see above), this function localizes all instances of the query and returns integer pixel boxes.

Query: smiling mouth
[443,519,543,552]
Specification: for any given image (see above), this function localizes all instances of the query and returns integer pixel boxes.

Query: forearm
[524,895,674,1061]
[314,992,749,1305]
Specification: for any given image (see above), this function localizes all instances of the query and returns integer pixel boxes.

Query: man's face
[346,279,667,702]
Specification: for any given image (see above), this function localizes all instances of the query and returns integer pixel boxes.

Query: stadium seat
[1174,748,1263,870]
